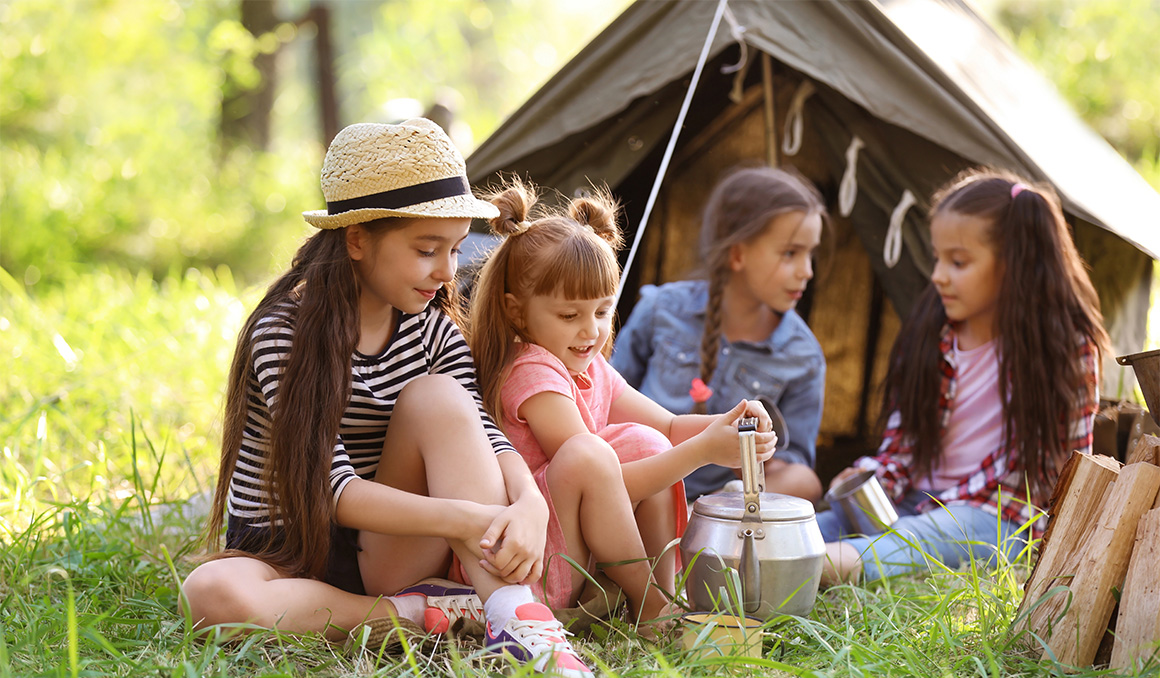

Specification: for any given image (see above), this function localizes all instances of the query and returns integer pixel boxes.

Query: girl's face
[930,210,1003,341]
[348,217,470,315]
[510,290,615,376]
[729,210,822,313]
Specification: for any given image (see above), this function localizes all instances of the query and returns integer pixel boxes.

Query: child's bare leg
[546,434,668,621]
[633,492,676,596]
[358,374,511,600]
[820,542,862,586]
[763,458,823,502]
[181,557,392,642]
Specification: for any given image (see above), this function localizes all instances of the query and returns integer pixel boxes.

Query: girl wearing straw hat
[181,119,592,678]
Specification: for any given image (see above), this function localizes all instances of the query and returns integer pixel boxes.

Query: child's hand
[828,466,861,492]
[695,400,778,469]
[477,495,548,585]
[741,399,776,436]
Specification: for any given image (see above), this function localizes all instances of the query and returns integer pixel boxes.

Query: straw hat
[302,118,499,229]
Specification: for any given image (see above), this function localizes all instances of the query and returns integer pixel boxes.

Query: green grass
[2,267,1158,677]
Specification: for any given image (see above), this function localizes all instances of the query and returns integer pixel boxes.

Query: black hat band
[327,175,471,215]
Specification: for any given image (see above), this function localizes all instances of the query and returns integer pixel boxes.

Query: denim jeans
[815,491,1030,581]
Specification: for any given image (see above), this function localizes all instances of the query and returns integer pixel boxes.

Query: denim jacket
[612,281,826,497]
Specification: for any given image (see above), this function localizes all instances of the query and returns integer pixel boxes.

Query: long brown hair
[467,179,622,423]
[694,166,827,413]
[205,217,464,578]
[882,169,1109,501]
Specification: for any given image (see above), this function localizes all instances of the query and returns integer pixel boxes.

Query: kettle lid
[691,492,816,521]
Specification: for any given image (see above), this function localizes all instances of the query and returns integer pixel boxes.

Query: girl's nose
[930,261,948,285]
[799,256,814,280]
[433,254,456,282]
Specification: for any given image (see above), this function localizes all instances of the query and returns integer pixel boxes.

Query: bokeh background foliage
[0,0,632,288]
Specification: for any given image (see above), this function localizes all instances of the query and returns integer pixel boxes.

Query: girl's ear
[345,224,367,261]
[728,242,746,272]
[503,292,523,328]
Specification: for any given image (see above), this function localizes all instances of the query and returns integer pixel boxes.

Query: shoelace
[429,593,485,622]
[508,617,579,657]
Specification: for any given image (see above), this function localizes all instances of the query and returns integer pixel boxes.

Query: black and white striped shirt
[226,303,515,528]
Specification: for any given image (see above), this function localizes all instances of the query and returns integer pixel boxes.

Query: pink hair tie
[689,378,713,404]
[1011,183,1027,199]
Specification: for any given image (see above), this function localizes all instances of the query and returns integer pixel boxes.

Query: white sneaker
[484,602,594,678]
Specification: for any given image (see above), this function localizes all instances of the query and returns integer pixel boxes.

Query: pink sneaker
[395,578,485,634]
[484,602,593,678]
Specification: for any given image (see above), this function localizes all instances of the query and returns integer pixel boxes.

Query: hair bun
[487,179,538,236]
[569,191,623,250]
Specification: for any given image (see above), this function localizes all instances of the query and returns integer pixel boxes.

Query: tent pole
[762,51,777,168]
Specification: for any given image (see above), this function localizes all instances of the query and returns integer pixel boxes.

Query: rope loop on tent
[885,189,915,269]
[720,4,748,74]
[615,0,730,304]
[838,135,864,217]
[781,81,815,156]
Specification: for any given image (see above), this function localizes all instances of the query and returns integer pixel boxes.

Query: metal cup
[824,470,899,536]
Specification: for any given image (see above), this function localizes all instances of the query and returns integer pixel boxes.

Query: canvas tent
[466,0,1160,473]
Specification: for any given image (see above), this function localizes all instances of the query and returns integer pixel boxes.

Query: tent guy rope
[614,0,731,305]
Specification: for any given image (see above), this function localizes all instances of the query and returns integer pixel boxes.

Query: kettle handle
[739,417,762,521]
[738,416,763,614]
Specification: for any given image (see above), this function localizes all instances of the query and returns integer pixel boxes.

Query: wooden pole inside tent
[762,51,778,168]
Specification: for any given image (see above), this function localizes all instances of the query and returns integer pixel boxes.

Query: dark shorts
[225,515,366,595]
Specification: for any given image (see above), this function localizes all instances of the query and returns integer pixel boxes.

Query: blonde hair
[468,178,623,422]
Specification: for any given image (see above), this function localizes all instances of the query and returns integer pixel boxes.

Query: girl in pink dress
[467,179,777,628]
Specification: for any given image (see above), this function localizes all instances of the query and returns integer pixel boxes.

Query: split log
[1042,463,1160,668]
[1109,502,1160,672]
[1017,453,1121,640]
[1125,433,1160,466]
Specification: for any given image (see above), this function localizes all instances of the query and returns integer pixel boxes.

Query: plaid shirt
[854,325,1099,538]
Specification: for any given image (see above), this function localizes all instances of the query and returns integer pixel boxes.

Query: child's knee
[181,559,263,628]
[767,461,822,501]
[551,434,622,480]
[396,375,473,417]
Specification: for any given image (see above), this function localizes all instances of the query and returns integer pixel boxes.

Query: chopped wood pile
[1016,435,1160,672]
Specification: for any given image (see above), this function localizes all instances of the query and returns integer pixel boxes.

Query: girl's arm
[475,452,549,585]
[518,390,600,458]
[333,479,499,561]
[772,359,826,468]
[609,387,776,502]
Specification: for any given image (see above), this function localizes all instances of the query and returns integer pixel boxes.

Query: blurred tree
[993,0,1160,189]
[0,0,319,284]
[219,0,279,151]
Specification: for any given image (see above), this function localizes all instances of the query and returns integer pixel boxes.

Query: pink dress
[501,343,687,609]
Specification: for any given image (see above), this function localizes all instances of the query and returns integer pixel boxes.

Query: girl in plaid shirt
[819,170,1108,584]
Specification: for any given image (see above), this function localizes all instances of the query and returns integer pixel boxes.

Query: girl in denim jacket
[612,166,827,503]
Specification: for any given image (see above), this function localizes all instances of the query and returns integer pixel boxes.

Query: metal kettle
[679,418,825,619]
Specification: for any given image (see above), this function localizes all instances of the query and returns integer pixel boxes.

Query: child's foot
[396,578,486,633]
[485,602,594,678]
[636,600,682,643]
